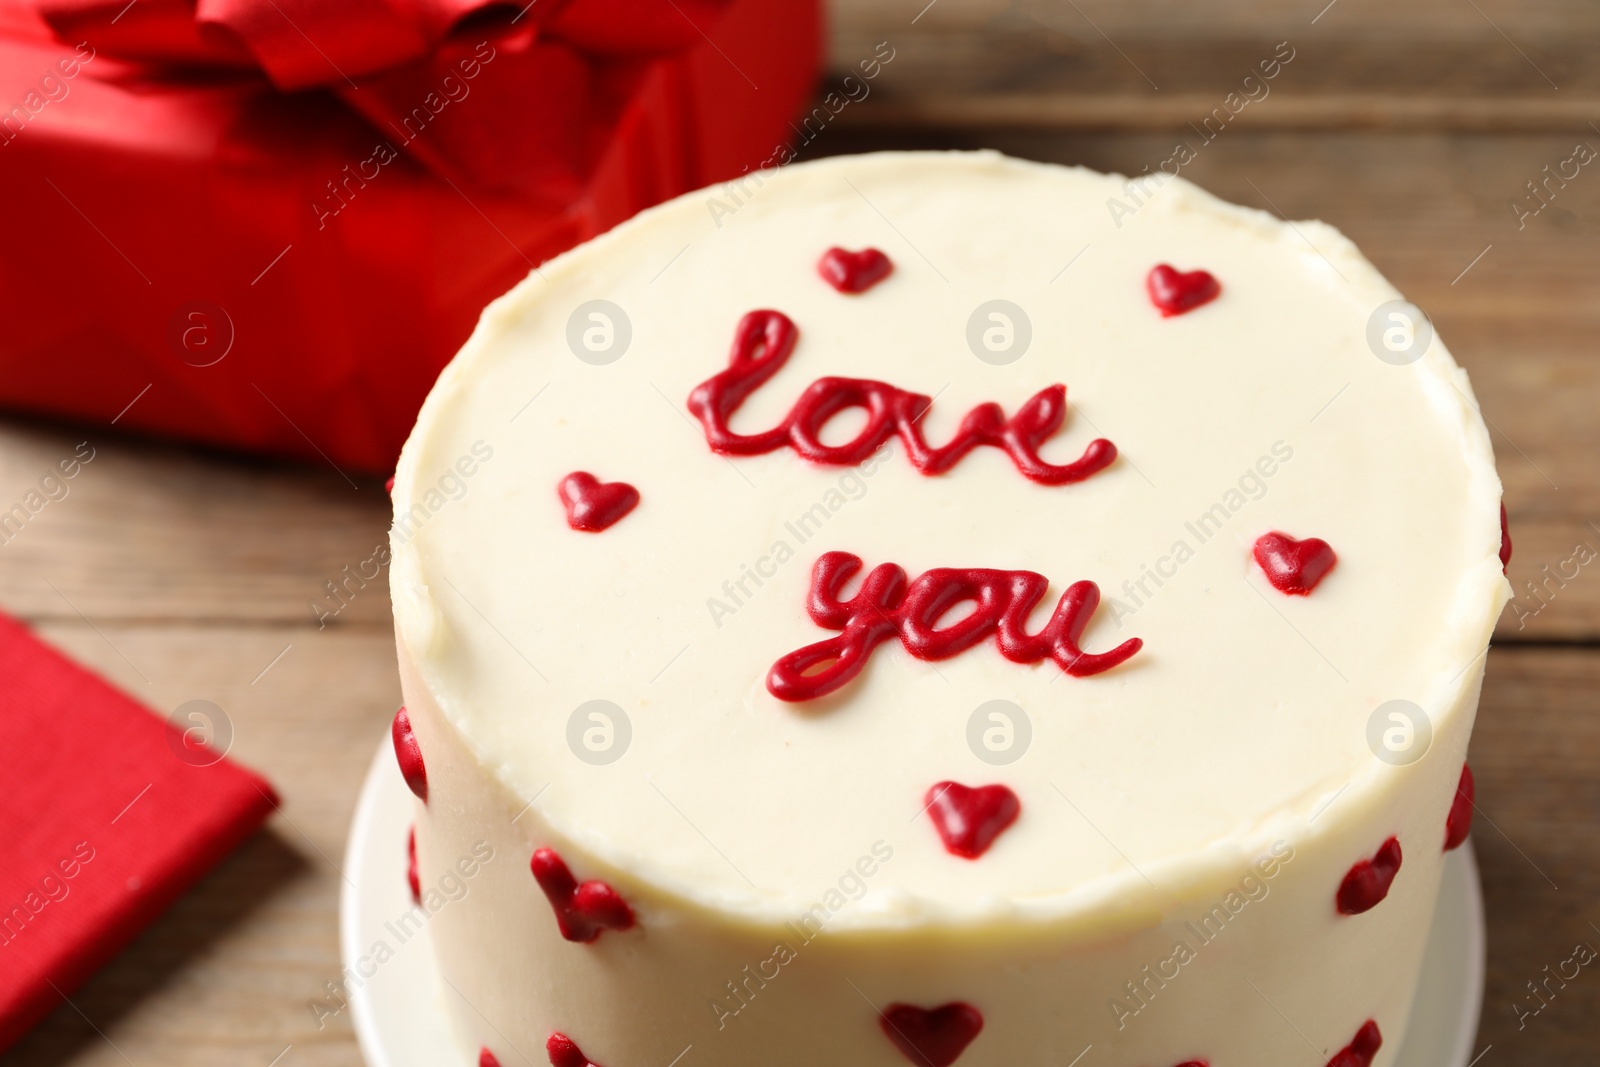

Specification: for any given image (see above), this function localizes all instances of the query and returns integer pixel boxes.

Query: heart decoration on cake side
[391,705,428,802]
[818,246,893,293]
[547,1033,608,1067]
[880,1001,984,1067]
[1146,264,1221,317]
[1325,1019,1382,1067]
[1252,532,1337,595]
[559,471,640,533]
[1336,837,1402,915]
[406,826,420,904]
[1444,763,1475,851]
[1499,502,1513,573]
[531,847,636,942]
[925,782,1021,859]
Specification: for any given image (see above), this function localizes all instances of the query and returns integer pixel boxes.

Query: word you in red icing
[1336,837,1402,916]
[406,827,420,905]
[926,782,1021,859]
[559,472,639,533]
[548,1033,607,1067]
[1444,764,1475,851]
[768,552,1141,702]
[880,1001,984,1067]
[391,706,428,802]
[1327,1020,1382,1067]
[531,847,636,943]
[1253,531,1337,595]
[819,246,893,293]
[687,310,1117,486]
[1147,264,1221,317]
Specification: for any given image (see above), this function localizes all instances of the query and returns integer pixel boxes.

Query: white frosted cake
[387,151,1510,1067]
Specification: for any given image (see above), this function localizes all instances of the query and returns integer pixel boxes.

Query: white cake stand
[341,743,1486,1067]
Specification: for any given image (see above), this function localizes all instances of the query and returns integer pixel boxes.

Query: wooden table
[9,1,1599,1063]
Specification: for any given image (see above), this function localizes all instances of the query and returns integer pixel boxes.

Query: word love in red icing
[531,847,636,943]
[1253,531,1337,595]
[819,246,893,293]
[1445,763,1475,851]
[391,706,428,803]
[926,782,1021,859]
[688,310,1117,486]
[1146,264,1221,317]
[880,1001,984,1067]
[548,1033,608,1067]
[768,552,1141,702]
[1336,836,1402,916]
[1327,1020,1382,1067]
[559,471,639,532]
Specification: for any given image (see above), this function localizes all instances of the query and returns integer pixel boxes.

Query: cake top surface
[391,151,1507,930]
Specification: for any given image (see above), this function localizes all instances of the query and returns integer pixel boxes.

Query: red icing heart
[1326,1019,1382,1067]
[1499,502,1512,573]
[926,782,1021,859]
[1253,532,1337,595]
[1146,264,1221,317]
[1337,836,1402,915]
[818,246,893,293]
[391,706,428,802]
[880,1002,983,1067]
[1444,763,1475,851]
[559,471,640,532]
[480,1050,502,1067]
[531,847,636,942]
[548,1032,607,1067]
[406,826,420,904]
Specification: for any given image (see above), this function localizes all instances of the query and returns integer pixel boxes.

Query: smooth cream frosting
[391,150,1508,936]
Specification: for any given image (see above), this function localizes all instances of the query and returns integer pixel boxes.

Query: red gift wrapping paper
[0,610,279,1052]
[0,0,821,473]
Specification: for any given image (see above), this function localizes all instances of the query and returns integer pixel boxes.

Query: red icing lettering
[687,310,1117,485]
[1147,264,1221,317]
[926,782,1021,859]
[1253,532,1337,595]
[407,826,420,904]
[819,246,893,293]
[480,1049,502,1067]
[548,1032,606,1067]
[1337,837,1402,915]
[767,551,1141,702]
[880,1002,984,1067]
[1499,502,1512,573]
[531,847,636,943]
[392,706,428,802]
[1326,1020,1382,1067]
[1444,764,1475,851]
[559,472,639,532]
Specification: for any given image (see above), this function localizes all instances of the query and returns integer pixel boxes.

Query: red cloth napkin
[0,611,278,1053]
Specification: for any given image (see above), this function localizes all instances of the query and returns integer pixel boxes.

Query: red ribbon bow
[33,0,732,191]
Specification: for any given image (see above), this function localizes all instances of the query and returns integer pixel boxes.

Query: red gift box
[0,0,820,473]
